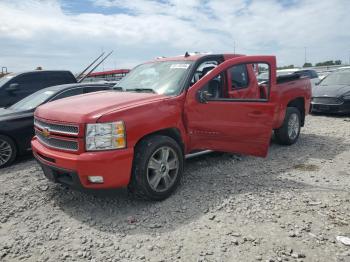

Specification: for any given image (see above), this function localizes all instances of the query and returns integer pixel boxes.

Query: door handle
[248,111,263,117]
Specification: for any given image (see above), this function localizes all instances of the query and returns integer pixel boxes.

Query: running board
[185,150,213,159]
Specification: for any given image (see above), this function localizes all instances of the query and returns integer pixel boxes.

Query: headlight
[85,121,126,151]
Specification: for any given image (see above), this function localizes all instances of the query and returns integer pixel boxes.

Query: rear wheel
[0,135,17,168]
[274,107,301,145]
[128,135,184,201]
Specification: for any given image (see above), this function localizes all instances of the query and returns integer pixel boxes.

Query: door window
[42,72,73,87]
[199,62,271,101]
[14,73,37,84]
[229,63,271,100]
[229,64,249,90]
[51,88,83,101]
[83,85,109,93]
[191,60,219,85]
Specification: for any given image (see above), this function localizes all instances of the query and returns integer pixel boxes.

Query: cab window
[191,60,219,85]
[199,62,271,101]
[229,64,249,90]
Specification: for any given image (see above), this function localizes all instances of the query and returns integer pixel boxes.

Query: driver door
[184,56,276,157]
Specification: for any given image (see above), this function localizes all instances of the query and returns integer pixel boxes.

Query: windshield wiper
[128,88,156,93]
[113,86,125,91]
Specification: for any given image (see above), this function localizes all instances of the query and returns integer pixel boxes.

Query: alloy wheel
[287,113,300,140]
[146,146,179,193]
[0,138,13,166]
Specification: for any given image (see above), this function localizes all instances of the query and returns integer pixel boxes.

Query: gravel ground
[0,115,350,262]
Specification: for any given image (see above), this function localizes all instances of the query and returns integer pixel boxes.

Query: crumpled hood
[313,84,350,97]
[35,91,167,123]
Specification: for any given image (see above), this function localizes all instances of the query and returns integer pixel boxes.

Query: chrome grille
[35,130,79,151]
[34,118,79,135]
[312,97,343,105]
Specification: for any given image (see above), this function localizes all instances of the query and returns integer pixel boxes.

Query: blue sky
[0,0,349,73]
[60,0,125,15]
[60,0,299,15]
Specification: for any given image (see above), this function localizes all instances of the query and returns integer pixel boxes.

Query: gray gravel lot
[0,115,350,262]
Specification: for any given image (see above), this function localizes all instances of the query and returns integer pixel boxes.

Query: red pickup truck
[32,54,311,200]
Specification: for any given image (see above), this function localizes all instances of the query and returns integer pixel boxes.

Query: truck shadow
[47,132,349,235]
[310,112,350,118]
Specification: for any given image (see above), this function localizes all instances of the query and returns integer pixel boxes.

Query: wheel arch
[0,132,20,154]
[134,127,185,154]
[287,97,305,126]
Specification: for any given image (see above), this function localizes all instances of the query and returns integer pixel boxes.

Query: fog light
[88,176,104,184]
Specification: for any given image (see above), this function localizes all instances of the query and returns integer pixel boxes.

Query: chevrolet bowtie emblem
[42,128,50,137]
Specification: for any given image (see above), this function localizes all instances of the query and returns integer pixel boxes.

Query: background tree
[277,65,295,70]
[303,62,312,68]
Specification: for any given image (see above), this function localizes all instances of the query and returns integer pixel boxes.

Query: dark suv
[0,70,77,108]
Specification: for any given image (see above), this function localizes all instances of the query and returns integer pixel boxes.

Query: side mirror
[197,90,212,103]
[6,83,19,92]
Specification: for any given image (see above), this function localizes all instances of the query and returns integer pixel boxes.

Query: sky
[0,0,349,73]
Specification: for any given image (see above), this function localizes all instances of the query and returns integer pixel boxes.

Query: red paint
[32,137,134,188]
[32,54,311,189]
[88,69,130,77]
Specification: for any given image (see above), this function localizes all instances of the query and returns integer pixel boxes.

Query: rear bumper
[31,137,134,189]
[311,101,350,114]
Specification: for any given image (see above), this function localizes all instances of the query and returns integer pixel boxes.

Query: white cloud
[0,0,349,73]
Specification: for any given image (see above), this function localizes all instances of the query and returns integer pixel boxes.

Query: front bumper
[311,101,350,114]
[32,137,134,189]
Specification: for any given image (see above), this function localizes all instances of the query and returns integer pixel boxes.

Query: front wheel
[0,135,17,168]
[274,107,301,145]
[128,135,184,201]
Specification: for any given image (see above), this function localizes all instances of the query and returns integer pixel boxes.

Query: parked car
[311,69,350,114]
[32,54,311,200]
[0,70,77,108]
[318,71,332,81]
[294,69,320,88]
[259,69,319,87]
[0,82,112,168]
[338,66,350,70]
[257,68,301,82]
[277,68,301,75]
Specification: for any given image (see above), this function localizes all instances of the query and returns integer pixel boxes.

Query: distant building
[85,69,130,82]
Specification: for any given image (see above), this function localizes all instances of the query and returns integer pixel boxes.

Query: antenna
[76,52,105,80]
[78,51,114,83]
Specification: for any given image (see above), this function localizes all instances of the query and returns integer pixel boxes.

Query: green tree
[315,60,342,66]
[277,65,295,70]
[303,62,312,68]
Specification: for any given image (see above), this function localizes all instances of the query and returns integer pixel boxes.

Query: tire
[0,135,17,168]
[274,107,301,145]
[128,135,184,201]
